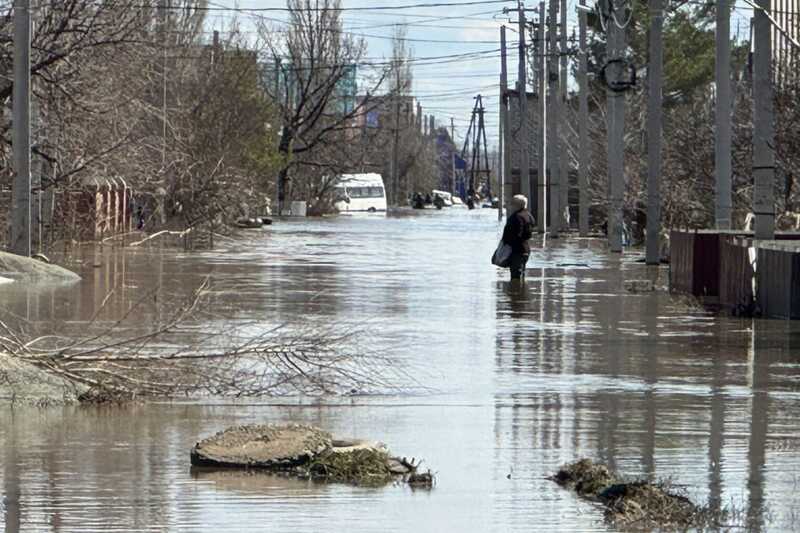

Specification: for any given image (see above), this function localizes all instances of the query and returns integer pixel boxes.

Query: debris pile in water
[550,458,710,529]
[308,448,394,486]
[190,424,433,488]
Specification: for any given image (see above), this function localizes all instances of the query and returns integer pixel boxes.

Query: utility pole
[477,97,491,199]
[538,1,547,233]
[559,0,569,230]
[391,69,401,206]
[11,0,31,257]
[715,0,733,229]
[517,1,532,201]
[646,0,663,264]
[452,152,457,195]
[753,0,775,239]
[547,0,560,237]
[606,1,626,253]
[578,0,589,237]
[500,26,510,221]
[160,0,169,168]
[450,117,455,143]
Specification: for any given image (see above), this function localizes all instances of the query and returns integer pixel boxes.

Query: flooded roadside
[2,210,800,532]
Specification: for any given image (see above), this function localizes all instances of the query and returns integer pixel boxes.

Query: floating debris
[600,480,701,529]
[550,458,713,530]
[307,448,394,486]
[623,279,656,293]
[551,458,614,496]
[190,424,434,488]
[407,470,435,489]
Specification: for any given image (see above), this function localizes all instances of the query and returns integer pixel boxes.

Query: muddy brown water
[2,210,800,532]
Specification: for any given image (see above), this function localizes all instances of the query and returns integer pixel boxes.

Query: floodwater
[2,210,800,532]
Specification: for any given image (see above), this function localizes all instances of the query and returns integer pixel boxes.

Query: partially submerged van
[333,174,387,213]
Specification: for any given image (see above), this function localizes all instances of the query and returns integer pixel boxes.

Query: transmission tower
[459,94,491,208]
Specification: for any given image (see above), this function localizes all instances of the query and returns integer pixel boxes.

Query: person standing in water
[502,194,535,281]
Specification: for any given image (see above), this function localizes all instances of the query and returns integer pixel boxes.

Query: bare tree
[258,0,392,214]
[0,280,415,399]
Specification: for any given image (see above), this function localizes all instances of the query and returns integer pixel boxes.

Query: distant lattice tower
[772,0,799,85]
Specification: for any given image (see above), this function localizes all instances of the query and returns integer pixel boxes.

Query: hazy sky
[210,0,522,148]
[210,0,755,149]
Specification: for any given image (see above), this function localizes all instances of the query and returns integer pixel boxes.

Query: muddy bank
[191,424,433,487]
[551,459,716,529]
[0,354,89,405]
[0,251,80,283]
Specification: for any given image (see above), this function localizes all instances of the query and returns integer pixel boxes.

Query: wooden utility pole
[606,1,625,252]
[715,0,733,230]
[547,0,560,237]
[646,0,664,264]
[559,0,569,230]
[753,0,775,239]
[538,1,547,233]
[500,26,510,221]
[11,0,31,257]
[578,0,589,237]
[517,1,532,201]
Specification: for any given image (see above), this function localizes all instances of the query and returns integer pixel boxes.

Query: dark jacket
[502,208,535,254]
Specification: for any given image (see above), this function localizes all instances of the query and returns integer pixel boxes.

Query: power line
[124,0,516,13]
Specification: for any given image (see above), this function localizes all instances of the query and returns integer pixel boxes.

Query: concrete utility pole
[160,0,169,168]
[559,0,569,230]
[547,0,560,237]
[753,0,775,239]
[646,0,664,264]
[500,26,510,221]
[578,0,589,237]
[517,1,532,201]
[391,69,401,206]
[11,0,31,257]
[715,0,733,229]
[538,1,547,233]
[606,2,625,252]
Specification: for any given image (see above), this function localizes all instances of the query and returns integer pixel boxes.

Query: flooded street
[2,210,800,532]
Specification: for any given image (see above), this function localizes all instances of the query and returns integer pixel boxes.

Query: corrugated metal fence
[671,230,800,319]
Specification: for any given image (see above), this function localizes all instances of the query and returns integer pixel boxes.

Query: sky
[208,0,522,149]
[210,0,755,150]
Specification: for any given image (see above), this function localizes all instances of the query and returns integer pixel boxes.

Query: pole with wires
[715,0,732,230]
[753,0,775,239]
[605,0,628,253]
[547,0,560,237]
[538,1,547,233]
[646,0,663,264]
[517,1,532,201]
[578,0,589,237]
[11,0,31,257]
[559,0,569,230]
[500,26,510,221]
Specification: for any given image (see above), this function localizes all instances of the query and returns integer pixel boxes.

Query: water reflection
[492,238,800,531]
[2,212,800,532]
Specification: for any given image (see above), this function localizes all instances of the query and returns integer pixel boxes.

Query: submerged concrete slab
[190,424,333,469]
[0,251,80,284]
